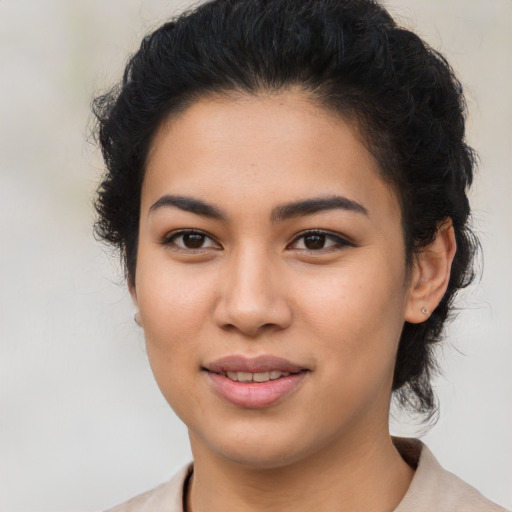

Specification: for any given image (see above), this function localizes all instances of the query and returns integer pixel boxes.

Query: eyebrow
[148,194,368,222]
[270,195,368,223]
[149,195,226,220]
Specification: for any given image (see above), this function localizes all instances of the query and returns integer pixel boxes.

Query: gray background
[1,0,510,510]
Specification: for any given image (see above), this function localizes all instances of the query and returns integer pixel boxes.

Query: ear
[405,219,457,324]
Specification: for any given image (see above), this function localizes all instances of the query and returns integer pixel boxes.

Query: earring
[134,312,142,326]
[421,307,428,315]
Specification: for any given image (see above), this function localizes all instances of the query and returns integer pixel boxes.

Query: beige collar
[105,438,507,511]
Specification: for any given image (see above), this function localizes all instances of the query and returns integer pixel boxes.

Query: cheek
[134,261,215,396]
[290,266,406,425]
[135,268,208,416]
[292,255,407,368]
[137,258,214,338]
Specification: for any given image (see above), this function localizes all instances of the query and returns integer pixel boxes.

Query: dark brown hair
[93,0,478,416]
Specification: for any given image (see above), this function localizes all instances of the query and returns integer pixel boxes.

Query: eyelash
[287,230,354,252]
[160,229,354,253]
[160,229,221,252]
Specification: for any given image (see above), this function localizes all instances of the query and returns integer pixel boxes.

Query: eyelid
[287,229,355,250]
[160,229,222,250]
[159,228,354,252]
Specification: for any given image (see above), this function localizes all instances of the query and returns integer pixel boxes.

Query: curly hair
[93,0,478,416]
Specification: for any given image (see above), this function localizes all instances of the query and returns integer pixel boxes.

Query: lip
[205,355,306,374]
[204,355,309,409]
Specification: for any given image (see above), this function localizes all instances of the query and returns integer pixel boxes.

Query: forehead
[142,91,400,222]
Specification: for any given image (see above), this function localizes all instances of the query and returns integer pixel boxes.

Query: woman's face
[133,91,417,468]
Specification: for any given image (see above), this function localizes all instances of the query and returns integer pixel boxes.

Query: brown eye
[182,233,206,248]
[288,230,351,252]
[303,233,327,250]
[163,230,221,251]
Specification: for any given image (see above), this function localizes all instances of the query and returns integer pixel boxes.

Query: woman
[93,0,507,510]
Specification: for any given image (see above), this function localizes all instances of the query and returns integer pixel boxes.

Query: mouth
[204,354,307,375]
[203,355,309,408]
[211,370,299,383]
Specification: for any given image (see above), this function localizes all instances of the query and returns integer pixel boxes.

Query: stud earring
[421,307,428,315]
[134,312,142,326]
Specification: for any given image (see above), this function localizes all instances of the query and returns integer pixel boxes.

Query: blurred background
[0,0,510,510]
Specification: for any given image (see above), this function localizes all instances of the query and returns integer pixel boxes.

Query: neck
[186,428,414,512]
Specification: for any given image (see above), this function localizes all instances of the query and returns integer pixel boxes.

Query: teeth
[237,372,253,382]
[253,371,270,382]
[224,371,292,382]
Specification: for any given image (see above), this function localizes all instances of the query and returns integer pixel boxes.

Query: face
[133,91,417,469]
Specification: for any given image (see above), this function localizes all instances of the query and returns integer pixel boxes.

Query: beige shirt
[106,438,508,512]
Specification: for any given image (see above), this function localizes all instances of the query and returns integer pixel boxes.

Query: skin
[131,91,456,512]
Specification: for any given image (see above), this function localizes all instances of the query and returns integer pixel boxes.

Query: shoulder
[393,438,509,512]
[104,464,192,512]
[102,445,509,512]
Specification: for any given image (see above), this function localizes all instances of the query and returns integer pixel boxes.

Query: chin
[216,443,308,470]
[190,420,325,470]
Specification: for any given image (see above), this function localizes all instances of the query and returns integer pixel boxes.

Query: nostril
[219,320,285,337]
[212,271,293,335]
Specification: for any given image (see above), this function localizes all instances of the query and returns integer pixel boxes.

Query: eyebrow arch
[271,195,368,223]
[149,195,226,220]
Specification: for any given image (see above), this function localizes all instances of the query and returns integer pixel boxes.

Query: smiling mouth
[206,368,308,408]
[211,370,300,383]
[203,355,308,381]
[203,356,309,407]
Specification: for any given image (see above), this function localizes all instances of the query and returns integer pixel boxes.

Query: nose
[213,247,292,337]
